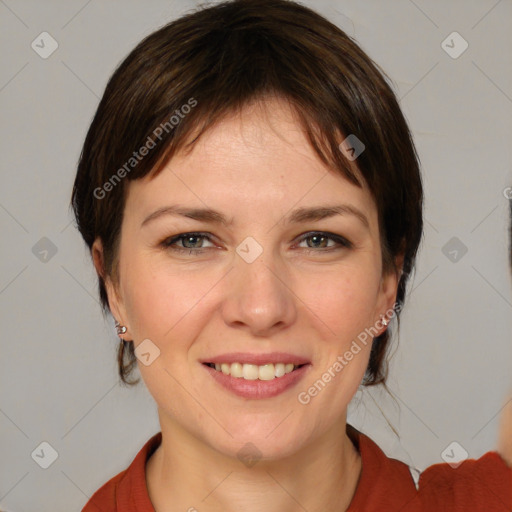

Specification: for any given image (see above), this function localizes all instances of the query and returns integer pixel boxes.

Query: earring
[381,316,388,327]
[115,321,127,336]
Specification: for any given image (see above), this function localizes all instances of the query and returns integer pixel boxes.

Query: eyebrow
[141,204,369,229]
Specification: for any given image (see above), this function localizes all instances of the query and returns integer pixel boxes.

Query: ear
[92,238,127,328]
[377,269,399,312]
[374,254,403,334]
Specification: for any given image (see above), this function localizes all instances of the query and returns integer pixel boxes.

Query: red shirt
[82,426,512,511]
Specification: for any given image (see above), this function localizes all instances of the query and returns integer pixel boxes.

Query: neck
[146,413,362,512]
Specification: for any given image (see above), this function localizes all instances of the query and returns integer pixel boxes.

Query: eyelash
[160,231,352,255]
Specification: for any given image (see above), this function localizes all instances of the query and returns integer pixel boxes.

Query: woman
[72,0,511,510]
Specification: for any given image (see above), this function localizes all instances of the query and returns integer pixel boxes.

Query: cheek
[119,254,180,338]
[299,263,382,338]
[120,254,220,345]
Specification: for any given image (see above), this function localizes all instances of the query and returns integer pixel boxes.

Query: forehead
[125,98,378,227]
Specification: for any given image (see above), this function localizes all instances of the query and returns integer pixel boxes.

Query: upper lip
[201,352,311,366]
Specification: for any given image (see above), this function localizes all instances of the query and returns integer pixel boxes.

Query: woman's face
[99,98,398,460]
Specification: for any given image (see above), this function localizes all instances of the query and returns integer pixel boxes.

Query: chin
[213,436,303,464]
[204,415,313,463]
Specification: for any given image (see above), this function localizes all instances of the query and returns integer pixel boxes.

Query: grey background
[1,0,511,510]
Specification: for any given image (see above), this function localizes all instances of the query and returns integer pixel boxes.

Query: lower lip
[203,364,311,399]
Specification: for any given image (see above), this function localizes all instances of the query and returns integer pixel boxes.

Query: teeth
[258,364,275,381]
[209,362,300,380]
[243,364,259,380]
[275,363,285,377]
[231,362,243,378]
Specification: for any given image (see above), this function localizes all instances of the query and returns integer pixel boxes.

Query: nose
[220,251,297,337]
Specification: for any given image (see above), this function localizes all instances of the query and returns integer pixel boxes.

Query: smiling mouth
[203,362,307,381]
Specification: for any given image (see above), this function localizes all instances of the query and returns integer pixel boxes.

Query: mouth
[203,362,307,381]
[200,352,311,398]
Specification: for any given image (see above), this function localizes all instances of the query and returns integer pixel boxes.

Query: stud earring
[381,316,388,327]
[115,321,127,336]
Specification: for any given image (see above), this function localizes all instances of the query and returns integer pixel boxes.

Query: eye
[296,231,352,253]
[160,230,352,256]
[160,232,216,254]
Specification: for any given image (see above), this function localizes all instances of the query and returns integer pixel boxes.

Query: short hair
[71,0,423,387]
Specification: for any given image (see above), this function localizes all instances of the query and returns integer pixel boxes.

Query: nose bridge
[222,238,296,333]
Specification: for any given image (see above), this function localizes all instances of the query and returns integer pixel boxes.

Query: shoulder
[81,470,126,512]
[81,432,162,512]
[347,425,421,511]
[418,449,512,510]
[347,425,512,512]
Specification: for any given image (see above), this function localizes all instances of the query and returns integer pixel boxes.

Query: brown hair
[71,0,423,387]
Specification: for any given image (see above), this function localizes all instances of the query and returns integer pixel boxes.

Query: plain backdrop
[1,0,511,510]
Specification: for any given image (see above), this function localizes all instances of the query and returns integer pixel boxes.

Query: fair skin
[498,392,512,467]
[93,97,399,511]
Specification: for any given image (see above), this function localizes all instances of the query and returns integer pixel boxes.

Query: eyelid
[294,231,353,250]
[161,232,217,250]
[161,230,352,254]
